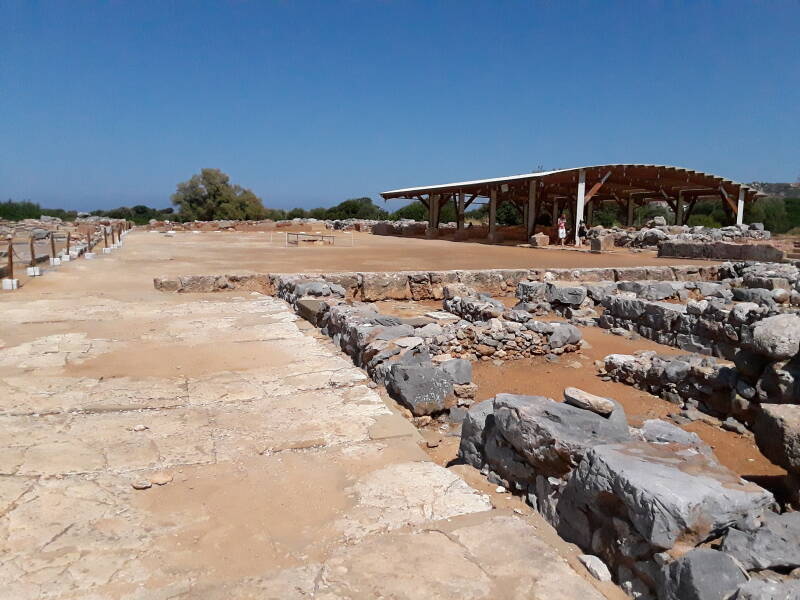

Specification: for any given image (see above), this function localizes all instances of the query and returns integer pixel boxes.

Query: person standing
[557,214,567,247]
[578,220,587,247]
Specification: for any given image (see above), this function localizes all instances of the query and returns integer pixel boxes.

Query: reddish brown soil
[468,325,784,482]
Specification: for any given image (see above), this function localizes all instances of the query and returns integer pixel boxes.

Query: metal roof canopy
[380,164,764,243]
[381,164,761,203]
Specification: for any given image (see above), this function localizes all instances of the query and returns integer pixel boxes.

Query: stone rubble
[458,388,782,600]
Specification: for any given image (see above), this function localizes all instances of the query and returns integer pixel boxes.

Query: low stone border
[659,240,785,262]
[153,264,724,298]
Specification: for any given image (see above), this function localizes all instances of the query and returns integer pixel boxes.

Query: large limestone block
[492,394,630,478]
[361,272,411,301]
[749,314,800,360]
[559,442,774,550]
[753,404,800,475]
[721,511,800,571]
[458,399,495,468]
[385,363,454,416]
[659,549,747,600]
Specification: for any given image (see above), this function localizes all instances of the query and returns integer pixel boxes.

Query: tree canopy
[171,168,266,221]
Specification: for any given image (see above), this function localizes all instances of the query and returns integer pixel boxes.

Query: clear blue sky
[2,1,798,212]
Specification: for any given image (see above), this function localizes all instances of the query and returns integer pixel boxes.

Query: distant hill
[750,182,800,198]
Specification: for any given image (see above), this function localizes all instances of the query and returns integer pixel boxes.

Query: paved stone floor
[0,233,615,599]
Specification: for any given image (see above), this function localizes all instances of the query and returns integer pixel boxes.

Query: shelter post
[526,180,537,239]
[455,190,468,240]
[487,188,500,243]
[426,194,440,238]
[575,169,586,245]
[676,192,684,225]
[627,196,635,227]
[736,188,745,226]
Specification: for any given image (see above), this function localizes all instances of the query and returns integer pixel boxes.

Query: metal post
[575,169,586,245]
[103,227,108,248]
[6,238,12,280]
[66,232,71,254]
[676,191,684,225]
[29,236,35,267]
[50,232,56,259]
[736,188,745,226]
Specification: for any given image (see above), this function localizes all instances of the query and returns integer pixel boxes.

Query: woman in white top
[557,214,567,247]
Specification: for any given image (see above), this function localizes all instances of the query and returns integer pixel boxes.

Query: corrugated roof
[380,164,761,198]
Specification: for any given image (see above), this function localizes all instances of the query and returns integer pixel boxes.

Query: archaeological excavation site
[3,166,800,600]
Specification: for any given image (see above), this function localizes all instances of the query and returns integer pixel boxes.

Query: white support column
[736,188,745,226]
[575,169,586,245]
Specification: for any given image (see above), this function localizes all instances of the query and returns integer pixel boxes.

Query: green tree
[286,207,308,219]
[389,201,427,221]
[171,168,267,221]
[325,197,388,220]
[496,201,522,226]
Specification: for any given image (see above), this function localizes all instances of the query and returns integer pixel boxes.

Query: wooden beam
[719,186,739,214]
[583,170,611,205]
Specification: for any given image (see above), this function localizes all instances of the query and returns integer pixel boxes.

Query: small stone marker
[563,387,615,416]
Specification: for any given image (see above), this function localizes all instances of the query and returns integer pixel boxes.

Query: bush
[687,214,722,228]
[286,207,308,219]
[593,204,621,227]
[496,201,522,226]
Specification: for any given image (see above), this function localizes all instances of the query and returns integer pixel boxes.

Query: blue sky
[2,1,798,212]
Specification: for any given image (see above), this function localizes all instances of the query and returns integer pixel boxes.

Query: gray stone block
[493,394,630,478]
[659,549,747,600]
[559,442,774,550]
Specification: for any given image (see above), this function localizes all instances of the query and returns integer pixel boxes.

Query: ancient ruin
[3,204,800,599]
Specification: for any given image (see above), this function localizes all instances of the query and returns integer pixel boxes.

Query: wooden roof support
[583,170,612,205]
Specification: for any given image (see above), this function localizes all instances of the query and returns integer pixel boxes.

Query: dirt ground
[370,298,786,493]
[132,229,714,276]
[1,231,625,600]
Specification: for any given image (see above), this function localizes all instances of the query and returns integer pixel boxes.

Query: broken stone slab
[545,283,588,306]
[385,363,454,416]
[516,281,548,302]
[749,314,800,360]
[590,235,615,253]
[361,272,411,301]
[492,394,630,478]
[548,323,582,349]
[721,511,800,571]
[753,404,800,475]
[563,387,615,417]
[636,419,712,455]
[295,298,330,325]
[756,359,800,404]
[578,554,612,582]
[458,399,495,468]
[734,578,800,600]
[440,358,472,385]
[659,548,747,600]
[559,441,775,551]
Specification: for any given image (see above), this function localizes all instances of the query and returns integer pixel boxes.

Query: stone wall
[458,391,782,599]
[658,240,785,262]
[153,264,725,298]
